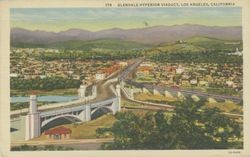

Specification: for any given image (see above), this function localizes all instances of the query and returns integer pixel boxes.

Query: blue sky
[10,7,242,32]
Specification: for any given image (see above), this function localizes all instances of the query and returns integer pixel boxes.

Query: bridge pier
[92,86,97,98]
[78,85,87,99]
[114,84,121,113]
[25,95,41,140]
[153,89,161,95]
[164,90,174,98]
[225,99,234,104]
[207,97,217,103]
[121,81,125,88]
[85,105,91,121]
[142,87,150,94]
[130,88,134,100]
[191,94,200,102]
[79,105,91,122]
[177,92,185,100]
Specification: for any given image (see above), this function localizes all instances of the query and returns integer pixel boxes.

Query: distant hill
[11,24,242,46]
[11,39,150,51]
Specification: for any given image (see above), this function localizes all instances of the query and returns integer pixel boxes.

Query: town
[11,47,243,97]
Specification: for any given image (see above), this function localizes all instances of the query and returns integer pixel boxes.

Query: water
[11,95,78,103]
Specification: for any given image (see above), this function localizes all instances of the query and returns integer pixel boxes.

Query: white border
[1,0,250,157]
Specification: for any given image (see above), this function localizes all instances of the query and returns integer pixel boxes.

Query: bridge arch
[91,106,113,119]
[41,114,82,133]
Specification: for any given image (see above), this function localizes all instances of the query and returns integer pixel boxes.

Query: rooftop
[44,126,71,135]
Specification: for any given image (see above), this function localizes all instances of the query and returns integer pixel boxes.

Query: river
[11,95,78,103]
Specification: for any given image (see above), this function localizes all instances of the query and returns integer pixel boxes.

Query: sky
[10,7,242,32]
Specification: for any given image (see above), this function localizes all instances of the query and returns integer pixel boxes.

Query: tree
[99,98,242,150]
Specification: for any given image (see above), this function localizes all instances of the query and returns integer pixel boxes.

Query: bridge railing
[40,97,117,118]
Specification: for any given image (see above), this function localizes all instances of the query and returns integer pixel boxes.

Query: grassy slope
[148,36,242,55]
[185,36,242,50]
[37,114,116,140]
[11,36,242,53]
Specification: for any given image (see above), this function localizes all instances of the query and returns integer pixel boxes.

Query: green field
[154,36,242,53]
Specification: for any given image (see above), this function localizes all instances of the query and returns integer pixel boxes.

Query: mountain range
[11,24,242,45]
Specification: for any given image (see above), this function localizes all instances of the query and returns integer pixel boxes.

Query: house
[72,75,80,80]
[136,66,153,78]
[176,66,184,74]
[140,62,153,67]
[119,61,128,67]
[10,73,18,78]
[102,64,120,76]
[95,73,106,80]
[226,81,235,87]
[228,48,243,56]
[198,80,209,86]
[44,126,72,140]
[190,79,198,85]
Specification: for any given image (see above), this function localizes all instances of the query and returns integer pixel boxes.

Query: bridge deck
[40,98,117,118]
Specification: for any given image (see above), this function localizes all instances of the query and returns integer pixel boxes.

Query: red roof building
[44,126,72,140]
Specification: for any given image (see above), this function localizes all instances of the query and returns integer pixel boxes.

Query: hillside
[185,36,242,50]
[11,24,242,45]
[12,36,243,55]
[148,36,242,55]
[149,36,243,63]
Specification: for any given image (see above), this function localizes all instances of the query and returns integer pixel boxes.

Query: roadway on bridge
[11,58,143,117]
[126,81,242,103]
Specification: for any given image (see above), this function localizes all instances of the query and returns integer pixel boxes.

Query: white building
[228,48,243,56]
[190,79,198,85]
[176,67,184,74]
[95,73,106,80]
[119,61,128,67]
[140,62,153,67]
[226,81,235,87]
[10,73,18,78]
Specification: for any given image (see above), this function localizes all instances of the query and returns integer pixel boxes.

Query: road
[126,81,242,103]
[119,57,241,103]
[11,58,143,118]
[118,57,144,81]
[11,56,242,117]
[11,138,113,150]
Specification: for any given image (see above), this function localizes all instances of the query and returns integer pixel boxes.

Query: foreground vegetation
[150,51,242,64]
[11,88,78,96]
[10,77,81,91]
[98,98,243,149]
[11,145,74,151]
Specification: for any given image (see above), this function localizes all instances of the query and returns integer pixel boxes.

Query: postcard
[0,0,250,157]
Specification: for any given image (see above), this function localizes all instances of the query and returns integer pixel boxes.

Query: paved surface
[10,59,143,143]
[11,138,113,150]
[11,58,142,118]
